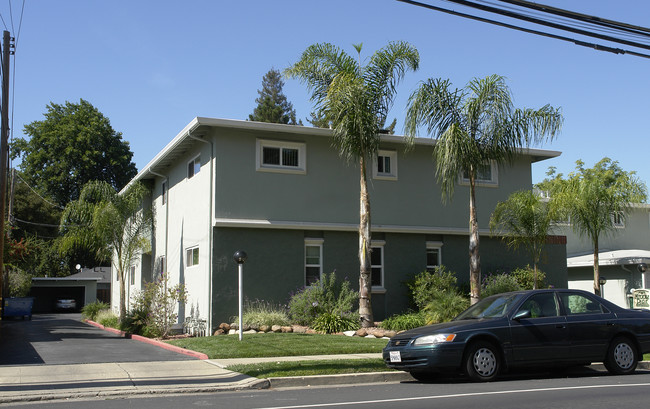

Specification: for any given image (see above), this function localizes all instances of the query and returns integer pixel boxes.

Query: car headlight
[413,333,456,346]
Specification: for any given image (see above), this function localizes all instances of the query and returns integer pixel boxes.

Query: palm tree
[286,42,419,326]
[405,75,562,304]
[490,190,559,288]
[59,181,153,321]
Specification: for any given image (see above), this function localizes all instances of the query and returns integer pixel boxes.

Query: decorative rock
[306,328,318,334]
[213,329,225,336]
[385,330,397,338]
[292,325,308,334]
[244,329,257,334]
[365,334,377,338]
[219,323,231,332]
[259,325,271,333]
[356,328,367,337]
[281,326,293,333]
[228,329,237,335]
[343,330,356,337]
[271,325,282,333]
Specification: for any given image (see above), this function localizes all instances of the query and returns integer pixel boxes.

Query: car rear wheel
[604,336,638,375]
[464,341,500,382]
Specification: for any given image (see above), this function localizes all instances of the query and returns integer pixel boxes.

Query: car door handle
[556,324,567,329]
[607,322,615,326]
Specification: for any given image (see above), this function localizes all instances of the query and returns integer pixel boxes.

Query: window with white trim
[186,246,199,267]
[188,155,200,179]
[161,181,167,205]
[371,241,385,288]
[426,241,443,272]
[612,211,625,227]
[305,239,324,286]
[129,265,136,285]
[256,139,306,174]
[374,150,398,180]
[460,161,498,186]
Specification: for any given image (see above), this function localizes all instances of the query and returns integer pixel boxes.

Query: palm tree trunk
[593,238,601,296]
[119,269,127,322]
[358,155,373,327]
[469,173,481,305]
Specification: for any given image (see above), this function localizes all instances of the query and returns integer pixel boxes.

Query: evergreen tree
[249,69,301,125]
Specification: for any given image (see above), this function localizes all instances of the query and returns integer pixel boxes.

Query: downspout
[188,132,215,335]
[147,168,169,278]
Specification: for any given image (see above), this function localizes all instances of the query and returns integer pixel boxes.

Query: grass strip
[227,358,393,378]
[165,333,389,359]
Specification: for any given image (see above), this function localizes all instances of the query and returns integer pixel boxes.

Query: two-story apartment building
[112,117,568,333]
[561,204,650,308]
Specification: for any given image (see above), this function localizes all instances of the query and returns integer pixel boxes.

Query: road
[11,370,650,409]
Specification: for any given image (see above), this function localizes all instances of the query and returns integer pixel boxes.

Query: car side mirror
[513,310,531,321]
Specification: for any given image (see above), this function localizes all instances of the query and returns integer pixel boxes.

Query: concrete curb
[268,371,413,388]
[83,319,209,360]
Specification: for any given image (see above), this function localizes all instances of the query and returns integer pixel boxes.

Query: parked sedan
[55,299,77,312]
[383,289,650,382]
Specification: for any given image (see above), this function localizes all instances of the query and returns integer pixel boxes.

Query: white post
[238,263,243,341]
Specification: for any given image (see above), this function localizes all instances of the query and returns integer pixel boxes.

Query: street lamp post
[233,250,247,341]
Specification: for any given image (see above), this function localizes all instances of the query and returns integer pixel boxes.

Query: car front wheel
[605,336,638,375]
[464,341,500,382]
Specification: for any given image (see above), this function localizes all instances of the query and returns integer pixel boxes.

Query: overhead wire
[396,0,650,59]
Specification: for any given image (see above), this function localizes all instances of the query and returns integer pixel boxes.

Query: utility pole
[0,30,13,319]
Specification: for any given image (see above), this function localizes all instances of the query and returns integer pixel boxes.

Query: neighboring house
[558,204,650,308]
[31,267,111,313]
[113,117,567,333]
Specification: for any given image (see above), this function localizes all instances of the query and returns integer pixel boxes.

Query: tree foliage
[536,158,647,295]
[490,190,560,287]
[59,180,153,321]
[249,69,300,125]
[11,99,138,205]
[286,41,419,326]
[404,74,562,303]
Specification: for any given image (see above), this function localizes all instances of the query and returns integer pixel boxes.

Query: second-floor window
[188,155,200,179]
[161,181,167,205]
[186,246,199,267]
[460,161,498,186]
[256,139,306,174]
[374,150,398,180]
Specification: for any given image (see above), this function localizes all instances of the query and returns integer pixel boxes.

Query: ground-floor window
[305,238,323,286]
[371,241,385,289]
[426,241,443,272]
[186,246,199,267]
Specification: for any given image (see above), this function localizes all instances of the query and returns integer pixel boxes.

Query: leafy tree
[536,158,647,295]
[286,41,419,326]
[490,190,560,288]
[405,74,562,304]
[59,181,153,321]
[249,68,301,125]
[11,99,138,205]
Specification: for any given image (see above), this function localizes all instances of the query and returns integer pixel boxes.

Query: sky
[2,0,650,188]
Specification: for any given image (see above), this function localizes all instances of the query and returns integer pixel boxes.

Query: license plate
[389,351,401,363]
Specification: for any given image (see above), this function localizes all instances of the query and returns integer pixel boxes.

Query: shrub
[312,312,359,334]
[288,272,358,327]
[381,311,425,331]
[510,266,547,289]
[8,269,32,297]
[96,309,119,328]
[81,301,110,321]
[408,266,459,310]
[422,291,470,324]
[481,273,522,297]
[238,299,291,327]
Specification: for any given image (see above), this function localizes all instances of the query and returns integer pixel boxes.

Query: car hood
[394,318,503,339]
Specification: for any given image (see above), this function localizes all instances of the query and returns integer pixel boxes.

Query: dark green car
[383,289,650,382]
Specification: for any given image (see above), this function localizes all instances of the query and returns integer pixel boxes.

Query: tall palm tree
[490,190,559,288]
[286,42,419,326]
[59,181,153,321]
[405,75,562,304]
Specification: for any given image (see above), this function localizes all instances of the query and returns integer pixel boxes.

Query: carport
[30,277,99,313]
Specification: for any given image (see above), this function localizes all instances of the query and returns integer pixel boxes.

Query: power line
[396,0,650,59]
[15,172,65,209]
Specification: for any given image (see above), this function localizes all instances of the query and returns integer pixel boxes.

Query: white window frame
[426,241,443,272]
[612,211,625,228]
[187,155,201,179]
[304,238,324,286]
[460,161,498,187]
[371,240,386,292]
[373,150,398,180]
[161,180,168,205]
[256,139,306,174]
[129,265,136,286]
[186,246,199,267]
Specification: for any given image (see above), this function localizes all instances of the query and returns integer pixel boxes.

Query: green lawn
[165,333,388,359]
[228,358,393,378]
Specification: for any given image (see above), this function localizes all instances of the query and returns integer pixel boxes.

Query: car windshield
[455,293,522,320]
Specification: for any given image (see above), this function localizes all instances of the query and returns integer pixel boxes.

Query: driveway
[0,314,195,365]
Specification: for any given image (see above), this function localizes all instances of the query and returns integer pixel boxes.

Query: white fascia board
[213,217,492,236]
[567,249,650,268]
